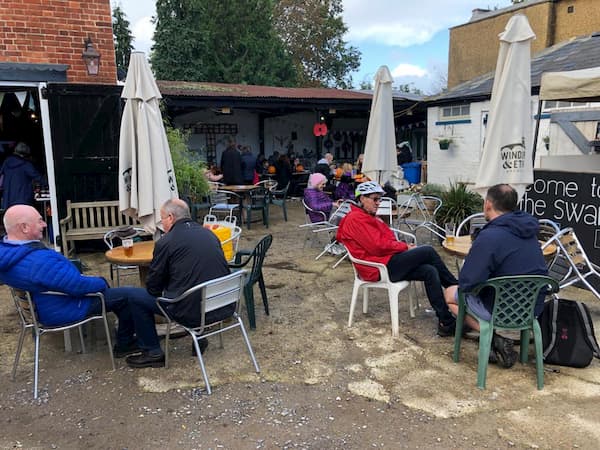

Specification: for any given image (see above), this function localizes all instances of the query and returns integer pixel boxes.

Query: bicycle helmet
[355,181,384,198]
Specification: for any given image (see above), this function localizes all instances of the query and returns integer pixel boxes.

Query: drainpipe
[546,0,558,47]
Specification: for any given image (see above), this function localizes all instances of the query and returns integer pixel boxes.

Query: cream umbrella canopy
[362,65,397,185]
[119,52,178,234]
[474,14,536,201]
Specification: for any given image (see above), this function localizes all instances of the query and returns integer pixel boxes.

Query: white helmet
[355,181,385,198]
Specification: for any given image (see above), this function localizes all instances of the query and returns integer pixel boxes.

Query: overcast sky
[113,0,514,93]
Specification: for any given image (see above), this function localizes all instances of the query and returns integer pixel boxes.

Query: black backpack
[539,298,600,368]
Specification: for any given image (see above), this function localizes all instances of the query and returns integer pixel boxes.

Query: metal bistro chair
[345,228,419,337]
[313,200,356,268]
[300,198,331,249]
[453,275,559,390]
[376,196,397,226]
[397,193,445,242]
[228,234,273,329]
[10,288,116,399]
[156,270,260,395]
[209,189,241,221]
[103,227,146,287]
[542,227,600,301]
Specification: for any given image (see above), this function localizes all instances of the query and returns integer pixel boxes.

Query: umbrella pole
[531,100,543,163]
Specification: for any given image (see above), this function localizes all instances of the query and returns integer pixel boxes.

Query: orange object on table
[204,224,233,261]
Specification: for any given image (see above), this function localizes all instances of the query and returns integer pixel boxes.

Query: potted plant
[543,135,550,150]
[436,181,484,232]
[438,138,453,150]
[167,126,209,203]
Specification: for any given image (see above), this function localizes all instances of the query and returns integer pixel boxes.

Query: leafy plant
[436,181,484,229]
[167,126,209,202]
[419,183,447,198]
[438,138,453,145]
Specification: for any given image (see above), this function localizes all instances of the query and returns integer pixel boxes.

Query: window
[543,100,597,110]
[440,104,470,120]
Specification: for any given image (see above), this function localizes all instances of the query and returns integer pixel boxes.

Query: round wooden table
[105,240,155,285]
[442,235,557,258]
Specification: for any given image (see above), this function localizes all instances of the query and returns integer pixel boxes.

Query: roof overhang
[0,62,68,82]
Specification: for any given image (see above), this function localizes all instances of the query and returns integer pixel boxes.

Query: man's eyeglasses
[368,196,382,202]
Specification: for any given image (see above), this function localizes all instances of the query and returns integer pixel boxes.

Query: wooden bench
[59,200,144,256]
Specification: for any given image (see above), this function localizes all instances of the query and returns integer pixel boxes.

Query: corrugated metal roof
[157,80,374,101]
[429,32,600,104]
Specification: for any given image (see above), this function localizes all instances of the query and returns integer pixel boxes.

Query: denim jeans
[386,245,458,324]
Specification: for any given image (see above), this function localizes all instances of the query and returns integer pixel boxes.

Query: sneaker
[113,341,142,358]
[437,320,456,337]
[126,352,165,368]
[492,334,518,368]
[191,338,209,357]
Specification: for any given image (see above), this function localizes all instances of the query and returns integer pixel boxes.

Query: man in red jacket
[337,181,459,336]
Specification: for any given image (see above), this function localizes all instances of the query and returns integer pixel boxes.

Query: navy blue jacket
[0,155,42,208]
[0,240,107,325]
[459,211,548,316]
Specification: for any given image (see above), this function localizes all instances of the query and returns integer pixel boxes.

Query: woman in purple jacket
[303,173,340,222]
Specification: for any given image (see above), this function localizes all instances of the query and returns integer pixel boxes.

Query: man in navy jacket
[444,184,548,367]
[0,204,140,358]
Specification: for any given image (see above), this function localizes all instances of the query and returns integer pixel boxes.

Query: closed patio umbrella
[119,52,178,234]
[474,14,536,200]
[362,65,397,185]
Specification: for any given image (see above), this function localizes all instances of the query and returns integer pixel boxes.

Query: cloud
[130,16,154,54]
[391,64,428,78]
[342,0,512,47]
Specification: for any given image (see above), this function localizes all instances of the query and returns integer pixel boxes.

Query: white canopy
[119,52,178,234]
[474,14,536,200]
[362,65,397,185]
[539,66,600,101]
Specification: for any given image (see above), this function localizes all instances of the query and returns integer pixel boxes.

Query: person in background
[240,145,257,185]
[314,153,334,179]
[334,162,355,201]
[337,181,459,337]
[303,172,340,222]
[275,154,293,191]
[205,164,223,183]
[396,141,414,166]
[355,153,364,174]
[0,142,42,208]
[220,136,243,185]
[444,184,548,368]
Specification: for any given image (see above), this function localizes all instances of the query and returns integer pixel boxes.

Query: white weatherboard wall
[427,96,560,187]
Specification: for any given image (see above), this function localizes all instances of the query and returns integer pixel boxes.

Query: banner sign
[520,170,600,265]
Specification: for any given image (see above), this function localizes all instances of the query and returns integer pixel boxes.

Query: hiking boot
[492,333,518,368]
[191,338,209,357]
[113,341,142,358]
[126,352,165,368]
[437,320,456,337]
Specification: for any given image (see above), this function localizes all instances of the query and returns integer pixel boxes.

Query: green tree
[273,0,361,88]
[112,5,134,78]
[152,0,297,86]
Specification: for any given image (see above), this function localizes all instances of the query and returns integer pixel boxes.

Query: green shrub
[437,181,483,228]
[167,126,209,201]
[419,183,447,198]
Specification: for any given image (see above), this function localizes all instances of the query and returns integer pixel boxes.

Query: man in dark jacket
[240,146,257,185]
[220,137,243,185]
[444,184,548,367]
[0,142,43,208]
[0,204,139,358]
[125,198,231,368]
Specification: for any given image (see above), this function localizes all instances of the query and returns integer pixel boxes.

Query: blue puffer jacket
[459,211,548,316]
[0,241,108,326]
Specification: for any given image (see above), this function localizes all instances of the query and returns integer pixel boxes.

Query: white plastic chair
[345,229,419,337]
[376,196,396,226]
[156,270,259,395]
[10,288,115,399]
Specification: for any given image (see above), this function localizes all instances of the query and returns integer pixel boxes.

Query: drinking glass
[445,223,456,244]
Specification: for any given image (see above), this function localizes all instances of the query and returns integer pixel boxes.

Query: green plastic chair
[269,182,290,222]
[244,186,269,229]
[453,275,559,390]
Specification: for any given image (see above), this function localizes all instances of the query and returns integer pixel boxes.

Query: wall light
[82,37,101,75]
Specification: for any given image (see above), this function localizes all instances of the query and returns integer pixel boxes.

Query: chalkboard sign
[520,170,600,266]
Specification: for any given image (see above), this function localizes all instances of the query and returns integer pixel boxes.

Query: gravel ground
[1,200,600,449]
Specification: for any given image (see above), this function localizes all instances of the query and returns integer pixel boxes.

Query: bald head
[159,198,190,233]
[4,205,46,241]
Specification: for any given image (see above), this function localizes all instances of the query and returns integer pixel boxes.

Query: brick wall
[448,0,600,89]
[0,0,117,84]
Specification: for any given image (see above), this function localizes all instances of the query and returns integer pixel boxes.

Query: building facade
[449,0,600,88]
